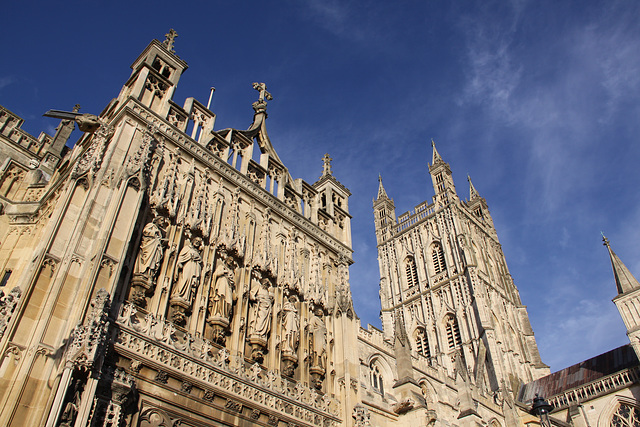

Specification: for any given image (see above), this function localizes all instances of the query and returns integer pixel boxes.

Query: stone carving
[130,221,165,307]
[70,123,114,179]
[59,378,83,427]
[308,305,327,389]
[281,295,300,377]
[207,252,237,344]
[163,29,178,53]
[170,238,203,325]
[66,289,110,369]
[187,173,213,239]
[0,286,22,339]
[247,271,273,362]
[152,148,181,218]
[352,404,371,426]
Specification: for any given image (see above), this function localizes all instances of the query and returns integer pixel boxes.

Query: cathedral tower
[373,141,548,406]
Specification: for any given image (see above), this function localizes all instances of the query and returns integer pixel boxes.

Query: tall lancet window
[405,257,419,288]
[415,328,431,358]
[431,243,446,274]
[370,363,384,396]
[445,315,462,350]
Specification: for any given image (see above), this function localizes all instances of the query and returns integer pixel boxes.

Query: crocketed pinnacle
[603,234,640,295]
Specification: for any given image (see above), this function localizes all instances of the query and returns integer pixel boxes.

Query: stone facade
[0,31,637,427]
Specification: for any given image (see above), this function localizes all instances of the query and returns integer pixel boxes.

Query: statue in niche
[281,294,300,377]
[210,254,236,320]
[247,272,273,362]
[248,277,273,339]
[308,305,327,389]
[130,221,165,306]
[207,253,237,344]
[170,237,203,324]
[282,295,299,353]
[59,379,83,427]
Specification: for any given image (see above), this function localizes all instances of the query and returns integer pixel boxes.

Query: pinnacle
[603,235,640,295]
[377,174,389,200]
[431,138,443,165]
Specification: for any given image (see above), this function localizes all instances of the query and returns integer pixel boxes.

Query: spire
[377,174,389,200]
[431,138,443,165]
[468,175,480,199]
[603,234,640,295]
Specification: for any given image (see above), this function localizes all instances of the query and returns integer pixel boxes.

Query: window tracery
[445,315,461,350]
[415,328,431,358]
[405,257,419,288]
[612,402,640,426]
[431,243,446,274]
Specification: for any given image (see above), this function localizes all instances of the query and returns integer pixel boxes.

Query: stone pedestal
[207,316,230,345]
[248,336,267,363]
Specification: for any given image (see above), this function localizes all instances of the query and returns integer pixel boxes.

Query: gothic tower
[373,141,548,405]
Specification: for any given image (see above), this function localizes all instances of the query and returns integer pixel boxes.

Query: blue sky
[3,1,640,372]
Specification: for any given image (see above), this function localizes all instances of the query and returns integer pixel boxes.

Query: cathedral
[0,31,638,427]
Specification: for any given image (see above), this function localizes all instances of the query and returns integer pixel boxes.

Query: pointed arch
[414,327,431,358]
[444,313,462,350]
[430,242,446,275]
[404,256,419,288]
[367,354,393,397]
[598,395,640,427]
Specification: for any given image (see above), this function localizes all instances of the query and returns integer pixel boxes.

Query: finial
[602,232,610,247]
[431,138,435,147]
[72,104,81,113]
[163,29,178,53]
[252,82,273,102]
[322,153,333,176]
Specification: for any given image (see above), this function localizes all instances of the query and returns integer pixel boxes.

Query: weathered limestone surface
[0,30,638,427]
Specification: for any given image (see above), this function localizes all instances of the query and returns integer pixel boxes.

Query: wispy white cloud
[0,76,16,91]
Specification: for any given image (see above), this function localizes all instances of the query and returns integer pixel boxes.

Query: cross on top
[322,153,333,176]
[252,82,273,102]
[163,29,178,53]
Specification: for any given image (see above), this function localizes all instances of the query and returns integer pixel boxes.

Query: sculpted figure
[210,255,236,320]
[309,307,327,369]
[172,238,203,305]
[282,295,300,353]
[248,277,273,340]
[134,222,165,281]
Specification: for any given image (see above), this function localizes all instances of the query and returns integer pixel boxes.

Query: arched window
[405,257,419,288]
[415,328,431,358]
[370,364,384,396]
[611,402,640,426]
[431,243,446,274]
[445,315,462,350]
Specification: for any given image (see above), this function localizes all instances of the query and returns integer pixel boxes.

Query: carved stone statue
[281,295,300,377]
[247,272,273,362]
[248,278,273,340]
[170,238,203,324]
[282,296,299,353]
[308,306,327,389]
[210,255,236,320]
[130,222,165,306]
[207,254,237,344]
[135,222,165,278]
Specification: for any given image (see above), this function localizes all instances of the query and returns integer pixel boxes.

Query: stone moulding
[114,313,341,426]
[120,99,352,262]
